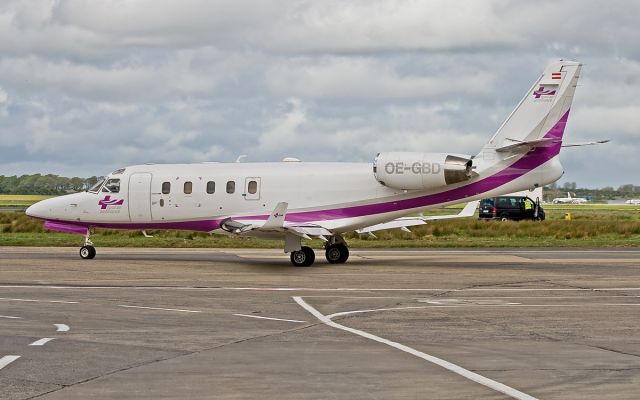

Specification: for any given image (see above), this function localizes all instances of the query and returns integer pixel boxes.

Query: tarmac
[0,246,639,399]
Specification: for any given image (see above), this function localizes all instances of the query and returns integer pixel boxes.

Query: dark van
[479,196,544,221]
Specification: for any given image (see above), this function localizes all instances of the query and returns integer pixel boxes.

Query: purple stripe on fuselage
[40,218,221,233]
[44,220,89,235]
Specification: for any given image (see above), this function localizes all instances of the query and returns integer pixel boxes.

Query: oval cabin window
[248,180,258,194]
[184,181,192,194]
[226,181,235,194]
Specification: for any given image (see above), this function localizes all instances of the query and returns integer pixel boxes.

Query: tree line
[1,173,638,199]
[0,174,101,195]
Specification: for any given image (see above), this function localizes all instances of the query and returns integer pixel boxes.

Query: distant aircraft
[27,59,602,266]
[626,199,640,205]
[552,192,588,204]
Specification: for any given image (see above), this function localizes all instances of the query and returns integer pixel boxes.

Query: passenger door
[243,177,261,200]
[128,173,152,222]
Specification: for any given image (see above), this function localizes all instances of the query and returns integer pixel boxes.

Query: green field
[1,206,639,248]
[0,194,52,207]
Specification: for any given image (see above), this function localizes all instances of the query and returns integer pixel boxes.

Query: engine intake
[373,152,473,190]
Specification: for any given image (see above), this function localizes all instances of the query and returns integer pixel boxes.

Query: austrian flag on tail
[552,71,562,79]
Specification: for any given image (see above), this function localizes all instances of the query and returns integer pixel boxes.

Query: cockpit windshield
[88,178,106,193]
[102,178,121,193]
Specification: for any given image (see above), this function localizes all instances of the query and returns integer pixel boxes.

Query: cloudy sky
[0,0,638,187]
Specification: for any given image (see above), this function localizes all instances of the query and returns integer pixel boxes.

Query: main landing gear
[289,235,350,267]
[79,231,96,260]
[290,246,315,267]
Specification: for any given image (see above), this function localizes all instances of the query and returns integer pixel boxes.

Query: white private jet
[552,192,588,204]
[27,59,598,266]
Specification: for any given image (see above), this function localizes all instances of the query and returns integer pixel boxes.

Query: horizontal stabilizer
[495,138,557,153]
[562,139,610,148]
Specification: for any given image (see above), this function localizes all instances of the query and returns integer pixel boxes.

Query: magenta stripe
[44,221,89,235]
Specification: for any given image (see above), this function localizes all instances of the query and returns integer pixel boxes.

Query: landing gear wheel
[325,243,349,264]
[290,246,315,267]
[80,245,96,260]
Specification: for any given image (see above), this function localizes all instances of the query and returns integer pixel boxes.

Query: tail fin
[482,59,582,152]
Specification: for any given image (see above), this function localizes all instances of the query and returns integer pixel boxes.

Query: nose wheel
[80,245,96,259]
[79,231,96,259]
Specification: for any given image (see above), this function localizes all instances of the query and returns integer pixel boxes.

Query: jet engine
[373,152,473,190]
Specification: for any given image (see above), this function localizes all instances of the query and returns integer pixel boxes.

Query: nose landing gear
[79,231,96,259]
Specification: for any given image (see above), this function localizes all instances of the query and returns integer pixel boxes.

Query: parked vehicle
[479,196,544,221]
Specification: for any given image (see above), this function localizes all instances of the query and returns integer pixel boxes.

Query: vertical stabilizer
[482,59,582,153]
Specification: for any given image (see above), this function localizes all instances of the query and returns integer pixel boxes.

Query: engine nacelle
[373,152,473,190]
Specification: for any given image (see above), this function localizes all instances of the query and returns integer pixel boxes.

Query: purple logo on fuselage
[533,86,556,99]
[99,195,124,209]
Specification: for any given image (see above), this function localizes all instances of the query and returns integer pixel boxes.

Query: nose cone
[26,200,51,219]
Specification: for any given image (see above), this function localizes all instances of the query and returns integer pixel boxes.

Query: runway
[1,247,639,399]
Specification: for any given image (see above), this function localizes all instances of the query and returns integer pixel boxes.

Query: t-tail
[476,59,582,189]
[483,59,581,152]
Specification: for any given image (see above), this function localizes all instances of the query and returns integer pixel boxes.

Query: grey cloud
[0,0,638,188]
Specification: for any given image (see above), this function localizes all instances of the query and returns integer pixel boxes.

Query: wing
[356,201,479,234]
[219,202,332,240]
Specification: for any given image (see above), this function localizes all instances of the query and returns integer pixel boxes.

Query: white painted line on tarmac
[327,306,433,319]
[0,297,78,304]
[119,305,201,313]
[29,338,54,346]
[0,356,20,371]
[0,315,22,319]
[54,324,69,332]
[294,296,538,400]
[233,313,307,323]
[328,303,640,317]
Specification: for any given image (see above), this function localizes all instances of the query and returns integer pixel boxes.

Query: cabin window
[102,178,120,193]
[162,182,171,194]
[248,180,258,194]
[184,181,193,194]
[206,181,215,194]
[226,181,235,194]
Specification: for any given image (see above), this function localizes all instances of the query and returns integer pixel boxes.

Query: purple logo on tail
[99,195,124,209]
[533,86,556,99]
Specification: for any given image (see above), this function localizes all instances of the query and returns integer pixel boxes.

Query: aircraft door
[128,173,152,222]
[244,177,261,200]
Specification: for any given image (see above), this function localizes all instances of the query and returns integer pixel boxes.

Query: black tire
[80,245,96,259]
[325,243,349,264]
[499,213,509,221]
[290,246,315,267]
